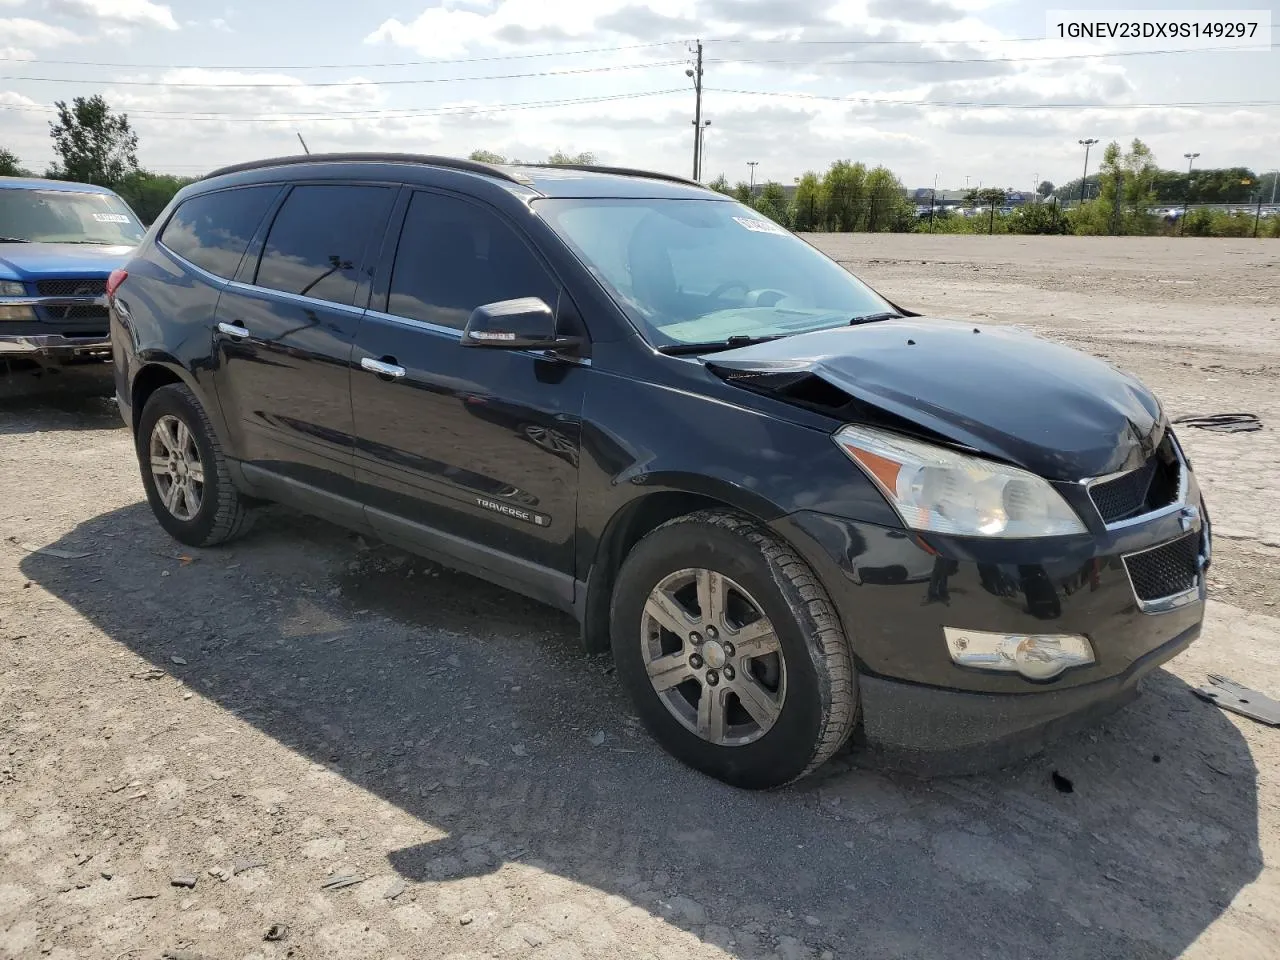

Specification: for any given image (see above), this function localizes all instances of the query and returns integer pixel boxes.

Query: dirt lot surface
[2,235,1279,960]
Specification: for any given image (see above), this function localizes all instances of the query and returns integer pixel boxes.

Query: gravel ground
[1,235,1278,960]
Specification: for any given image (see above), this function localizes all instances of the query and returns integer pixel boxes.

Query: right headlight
[833,424,1087,538]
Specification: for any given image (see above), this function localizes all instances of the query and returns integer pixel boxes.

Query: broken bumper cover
[772,504,1208,774]
[854,622,1199,774]
[0,333,112,359]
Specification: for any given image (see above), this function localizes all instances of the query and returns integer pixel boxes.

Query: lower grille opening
[1124,533,1200,602]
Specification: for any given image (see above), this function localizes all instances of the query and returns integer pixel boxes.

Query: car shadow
[21,504,1263,959]
[0,370,120,435]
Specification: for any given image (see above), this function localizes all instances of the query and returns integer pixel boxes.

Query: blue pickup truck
[1,176,142,390]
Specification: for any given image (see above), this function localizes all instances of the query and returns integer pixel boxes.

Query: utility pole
[1078,138,1098,207]
[687,41,704,181]
[747,161,759,195]
[1182,152,1200,234]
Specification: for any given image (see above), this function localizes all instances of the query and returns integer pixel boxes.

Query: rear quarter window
[159,186,278,279]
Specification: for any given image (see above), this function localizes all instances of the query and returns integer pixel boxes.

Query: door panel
[211,183,395,498]
[351,190,585,585]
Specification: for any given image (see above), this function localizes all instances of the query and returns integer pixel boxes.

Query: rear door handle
[217,321,248,339]
[361,356,406,378]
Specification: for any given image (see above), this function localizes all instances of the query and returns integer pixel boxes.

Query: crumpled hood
[705,318,1164,481]
[0,242,133,281]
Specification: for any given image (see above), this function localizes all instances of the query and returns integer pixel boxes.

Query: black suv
[110,154,1209,788]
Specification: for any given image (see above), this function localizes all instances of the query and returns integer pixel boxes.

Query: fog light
[943,627,1094,681]
[0,304,36,322]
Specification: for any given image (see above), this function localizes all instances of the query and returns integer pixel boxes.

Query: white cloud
[44,0,178,30]
[365,0,695,57]
[0,15,77,45]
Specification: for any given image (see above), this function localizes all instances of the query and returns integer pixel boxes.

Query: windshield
[0,188,144,245]
[536,197,894,347]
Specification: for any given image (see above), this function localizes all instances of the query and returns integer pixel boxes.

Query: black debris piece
[1051,770,1074,794]
[1171,413,1262,433]
[1193,674,1280,725]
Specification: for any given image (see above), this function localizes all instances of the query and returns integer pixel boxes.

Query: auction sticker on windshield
[733,216,789,236]
[92,213,131,223]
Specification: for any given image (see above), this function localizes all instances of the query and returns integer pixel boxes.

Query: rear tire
[610,509,857,789]
[136,383,254,547]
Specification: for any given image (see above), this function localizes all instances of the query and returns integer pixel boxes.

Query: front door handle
[216,321,248,339]
[361,356,406,379]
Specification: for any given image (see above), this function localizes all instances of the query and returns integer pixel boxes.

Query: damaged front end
[704,316,1165,482]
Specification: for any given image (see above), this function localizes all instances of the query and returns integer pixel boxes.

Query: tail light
[105,268,128,298]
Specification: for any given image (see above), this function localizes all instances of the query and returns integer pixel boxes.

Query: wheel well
[580,491,740,655]
[130,364,183,432]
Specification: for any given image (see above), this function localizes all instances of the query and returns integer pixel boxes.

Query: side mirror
[460,298,581,353]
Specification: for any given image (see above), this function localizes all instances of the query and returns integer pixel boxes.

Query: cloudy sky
[1,0,1277,191]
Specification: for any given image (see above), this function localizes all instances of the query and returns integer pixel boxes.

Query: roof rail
[200,152,526,185]
[517,163,708,190]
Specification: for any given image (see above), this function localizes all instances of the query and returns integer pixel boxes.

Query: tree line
[706,141,1277,239]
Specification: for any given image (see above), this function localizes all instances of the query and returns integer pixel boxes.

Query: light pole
[1269,168,1278,207]
[747,161,759,195]
[1182,152,1200,230]
[1078,138,1098,207]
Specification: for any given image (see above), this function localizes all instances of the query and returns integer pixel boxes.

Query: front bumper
[0,332,112,360]
[774,475,1209,771]
[853,621,1199,774]
[1,293,112,360]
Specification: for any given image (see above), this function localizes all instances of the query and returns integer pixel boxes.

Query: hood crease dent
[705,318,1163,481]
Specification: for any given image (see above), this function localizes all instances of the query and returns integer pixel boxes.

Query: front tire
[136,383,254,547]
[610,510,857,789]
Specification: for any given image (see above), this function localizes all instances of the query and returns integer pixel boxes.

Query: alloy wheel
[149,414,205,521]
[640,567,787,746]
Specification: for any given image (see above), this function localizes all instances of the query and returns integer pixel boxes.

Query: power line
[0,60,685,88]
[0,40,684,71]
[706,88,1280,109]
[0,88,687,123]
[707,45,1265,66]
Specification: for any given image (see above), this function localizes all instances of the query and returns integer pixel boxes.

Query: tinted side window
[387,192,558,330]
[158,186,276,279]
[255,184,394,306]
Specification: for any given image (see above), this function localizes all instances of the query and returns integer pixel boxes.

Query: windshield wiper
[657,334,784,356]
[0,236,32,243]
[849,311,901,325]
[58,240,120,245]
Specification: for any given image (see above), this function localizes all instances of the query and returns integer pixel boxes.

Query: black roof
[199,153,716,200]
